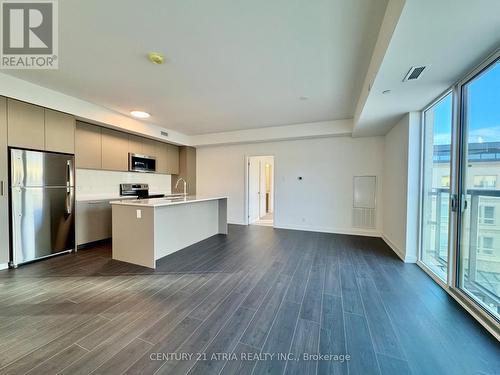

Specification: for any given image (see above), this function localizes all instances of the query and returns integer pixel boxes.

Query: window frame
[418,48,500,333]
[455,52,500,324]
[418,89,454,283]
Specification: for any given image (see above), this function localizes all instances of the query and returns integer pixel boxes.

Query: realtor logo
[0,0,58,69]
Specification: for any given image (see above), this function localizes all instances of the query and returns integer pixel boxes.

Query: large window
[458,58,500,320]
[420,52,500,326]
[421,92,453,281]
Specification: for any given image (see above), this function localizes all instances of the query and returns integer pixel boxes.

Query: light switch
[136,209,142,219]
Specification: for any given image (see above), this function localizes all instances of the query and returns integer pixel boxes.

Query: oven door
[129,153,156,173]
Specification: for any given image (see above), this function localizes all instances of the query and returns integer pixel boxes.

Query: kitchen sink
[162,196,186,202]
[163,194,187,199]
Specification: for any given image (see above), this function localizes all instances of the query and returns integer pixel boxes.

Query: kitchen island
[110,196,227,268]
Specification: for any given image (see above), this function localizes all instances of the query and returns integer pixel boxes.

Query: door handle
[451,194,468,212]
[0,181,3,196]
[450,194,458,212]
[66,187,73,215]
[66,160,71,187]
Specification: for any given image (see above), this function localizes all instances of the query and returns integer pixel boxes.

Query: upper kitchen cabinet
[7,99,45,150]
[155,141,168,174]
[101,128,129,171]
[172,146,195,194]
[156,141,179,175]
[166,143,179,175]
[75,122,102,169]
[128,135,143,155]
[142,138,156,158]
[44,109,75,154]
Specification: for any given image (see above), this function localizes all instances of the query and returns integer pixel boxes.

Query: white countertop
[76,192,169,202]
[110,195,227,207]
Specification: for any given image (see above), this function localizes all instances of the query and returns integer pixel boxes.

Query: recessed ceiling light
[148,52,165,65]
[382,90,391,94]
[130,111,151,119]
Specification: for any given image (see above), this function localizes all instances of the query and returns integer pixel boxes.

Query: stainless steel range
[119,183,165,199]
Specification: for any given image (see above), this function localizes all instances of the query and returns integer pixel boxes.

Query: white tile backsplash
[76,169,171,198]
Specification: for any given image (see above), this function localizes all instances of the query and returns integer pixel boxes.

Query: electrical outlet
[136,209,142,219]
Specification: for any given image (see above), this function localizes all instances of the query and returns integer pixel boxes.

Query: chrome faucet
[175,177,188,196]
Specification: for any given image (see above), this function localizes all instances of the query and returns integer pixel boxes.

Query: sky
[433,60,500,145]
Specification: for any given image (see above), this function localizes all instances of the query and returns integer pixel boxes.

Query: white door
[248,158,260,223]
[259,161,266,217]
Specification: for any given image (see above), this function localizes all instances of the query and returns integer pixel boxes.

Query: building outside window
[479,236,494,255]
[441,176,450,187]
[479,205,495,225]
[473,175,497,188]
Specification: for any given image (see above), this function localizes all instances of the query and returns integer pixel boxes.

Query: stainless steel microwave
[129,153,156,173]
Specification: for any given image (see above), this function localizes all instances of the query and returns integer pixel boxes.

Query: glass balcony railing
[425,188,500,319]
[459,189,500,319]
[422,188,450,280]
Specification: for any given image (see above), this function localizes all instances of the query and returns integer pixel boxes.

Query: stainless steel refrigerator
[9,149,75,267]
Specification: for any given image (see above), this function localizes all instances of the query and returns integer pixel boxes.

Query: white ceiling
[4,0,388,135]
[354,0,500,136]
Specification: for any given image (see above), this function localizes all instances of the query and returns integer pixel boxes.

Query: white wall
[406,113,421,262]
[197,136,384,236]
[382,112,420,262]
[76,169,171,199]
[382,115,409,257]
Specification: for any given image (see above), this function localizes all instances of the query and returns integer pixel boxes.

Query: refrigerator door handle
[66,187,73,215]
[66,160,71,187]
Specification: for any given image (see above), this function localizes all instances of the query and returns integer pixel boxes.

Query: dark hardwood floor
[0,224,498,375]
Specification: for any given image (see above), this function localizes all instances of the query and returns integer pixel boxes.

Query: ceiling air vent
[160,131,169,137]
[403,66,426,81]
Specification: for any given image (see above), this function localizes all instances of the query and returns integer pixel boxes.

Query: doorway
[247,156,274,226]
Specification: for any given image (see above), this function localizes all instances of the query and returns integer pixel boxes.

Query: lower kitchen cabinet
[76,200,112,246]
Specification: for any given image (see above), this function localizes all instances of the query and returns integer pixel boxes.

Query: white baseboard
[381,234,416,263]
[228,221,246,226]
[274,223,381,238]
[0,263,9,271]
[404,254,417,263]
[381,234,405,261]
